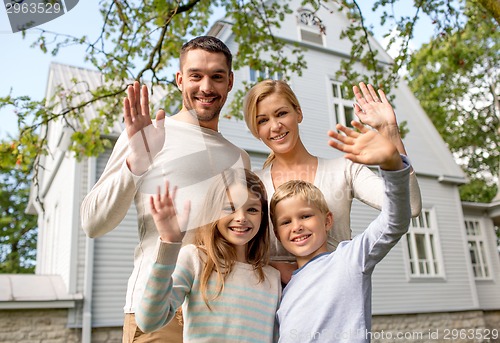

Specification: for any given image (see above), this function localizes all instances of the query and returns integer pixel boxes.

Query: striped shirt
[136,242,281,343]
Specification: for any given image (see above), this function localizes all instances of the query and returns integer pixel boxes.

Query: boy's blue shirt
[277,156,412,343]
[292,252,330,275]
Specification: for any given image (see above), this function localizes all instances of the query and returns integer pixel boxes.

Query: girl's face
[217,183,263,261]
[255,93,302,156]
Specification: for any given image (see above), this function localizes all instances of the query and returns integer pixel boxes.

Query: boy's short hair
[269,180,330,238]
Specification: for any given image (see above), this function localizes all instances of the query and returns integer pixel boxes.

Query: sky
[0,1,432,139]
[0,1,102,138]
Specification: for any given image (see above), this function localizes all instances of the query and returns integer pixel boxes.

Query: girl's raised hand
[150,181,191,243]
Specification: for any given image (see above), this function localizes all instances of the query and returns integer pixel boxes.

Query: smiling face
[176,49,234,130]
[273,195,332,268]
[216,183,263,262]
[255,92,303,155]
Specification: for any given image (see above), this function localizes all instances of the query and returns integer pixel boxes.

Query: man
[81,36,251,343]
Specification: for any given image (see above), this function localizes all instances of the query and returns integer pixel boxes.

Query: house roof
[0,274,82,309]
[24,62,173,215]
[462,200,500,226]
[46,62,171,137]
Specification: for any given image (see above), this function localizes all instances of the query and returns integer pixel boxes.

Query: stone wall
[372,310,500,343]
[0,309,121,343]
[0,308,498,342]
[0,309,80,343]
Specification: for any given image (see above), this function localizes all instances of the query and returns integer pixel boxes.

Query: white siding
[476,217,500,309]
[69,158,90,326]
[90,149,137,326]
[462,209,500,310]
[36,150,78,291]
[351,176,477,314]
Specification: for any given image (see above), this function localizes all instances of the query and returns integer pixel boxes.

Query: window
[465,218,491,279]
[299,26,323,45]
[296,8,325,46]
[249,68,284,83]
[330,81,355,128]
[405,209,443,277]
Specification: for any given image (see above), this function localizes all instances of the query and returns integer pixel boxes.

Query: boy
[269,121,412,343]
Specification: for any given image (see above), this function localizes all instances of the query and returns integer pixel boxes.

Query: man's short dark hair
[180,36,232,72]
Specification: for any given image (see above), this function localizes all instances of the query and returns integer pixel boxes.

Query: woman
[244,80,421,275]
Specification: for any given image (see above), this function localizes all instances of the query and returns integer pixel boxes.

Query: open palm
[150,181,191,243]
[124,81,166,175]
[353,82,397,130]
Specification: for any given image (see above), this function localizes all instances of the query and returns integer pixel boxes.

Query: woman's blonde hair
[194,168,270,307]
[243,80,302,168]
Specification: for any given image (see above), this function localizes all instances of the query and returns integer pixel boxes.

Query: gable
[214,0,465,181]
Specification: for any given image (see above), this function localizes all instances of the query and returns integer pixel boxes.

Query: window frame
[403,208,445,279]
[248,67,285,83]
[464,217,492,280]
[298,24,324,46]
[327,80,356,129]
[296,7,326,46]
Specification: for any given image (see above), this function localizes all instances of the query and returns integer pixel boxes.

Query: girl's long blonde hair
[194,168,270,307]
[243,79,302,168]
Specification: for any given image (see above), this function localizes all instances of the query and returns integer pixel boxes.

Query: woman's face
[255,93,302,155]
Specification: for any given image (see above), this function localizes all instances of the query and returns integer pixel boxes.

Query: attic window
[297,8,325,46]
[300,28,323,45]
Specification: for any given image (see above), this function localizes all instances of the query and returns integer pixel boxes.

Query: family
[81,36,422,343]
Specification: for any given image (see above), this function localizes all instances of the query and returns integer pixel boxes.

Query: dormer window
[297,8,326,46]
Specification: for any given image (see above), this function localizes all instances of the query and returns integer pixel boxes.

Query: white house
[1,1,499,342]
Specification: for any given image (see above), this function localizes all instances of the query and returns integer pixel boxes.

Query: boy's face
[274,195,333,268]
[176,49,234,130]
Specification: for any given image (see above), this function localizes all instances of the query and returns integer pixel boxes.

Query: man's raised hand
[124,81,166,175]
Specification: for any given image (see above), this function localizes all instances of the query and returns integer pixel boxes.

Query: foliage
[0,138,38,273]
[406,1,499,202]
[3,0,498,172]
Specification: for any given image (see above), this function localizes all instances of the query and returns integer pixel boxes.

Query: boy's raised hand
[150,181,191,243]
[124,81,166,175]
[328,121,403,171]
[353,82,397,130]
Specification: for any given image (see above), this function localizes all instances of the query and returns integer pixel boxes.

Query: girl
[244,80,422,279]
[136,168,281,342]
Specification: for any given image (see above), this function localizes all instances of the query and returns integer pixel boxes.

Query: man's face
[176,49,234,130]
